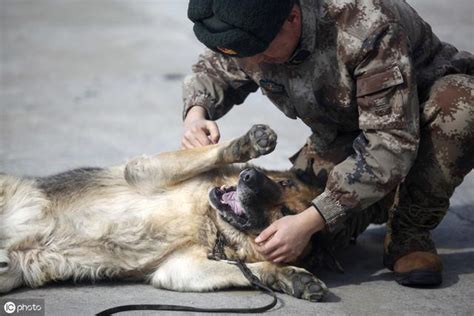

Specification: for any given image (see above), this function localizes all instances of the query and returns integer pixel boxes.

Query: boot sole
[395,269,442,287]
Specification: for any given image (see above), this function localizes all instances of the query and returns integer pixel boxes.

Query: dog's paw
[278,266,328,302]
[247,125,277,157]
[226,125,277,162]
[0,250,10,274]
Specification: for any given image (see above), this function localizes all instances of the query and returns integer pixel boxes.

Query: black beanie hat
[188,0,295,58]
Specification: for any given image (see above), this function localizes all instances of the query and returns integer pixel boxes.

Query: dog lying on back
[0,125,385,301]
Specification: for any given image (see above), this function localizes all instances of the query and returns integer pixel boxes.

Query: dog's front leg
[150,246,327,302]
[124,124,277,191]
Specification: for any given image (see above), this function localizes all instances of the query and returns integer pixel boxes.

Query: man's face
[241,5,302,65]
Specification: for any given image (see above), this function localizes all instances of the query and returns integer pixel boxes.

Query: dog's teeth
[220,185,226,191]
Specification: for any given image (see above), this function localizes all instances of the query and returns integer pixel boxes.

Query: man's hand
[182,106,220,149]
[255,206,326,263]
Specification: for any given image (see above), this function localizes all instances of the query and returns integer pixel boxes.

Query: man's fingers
[194,130,212,146]
[256,236,279,255]
[206,121,220,144]
[185,133,204,148]
[272,255,293,263]
[181,138,194,149]
[182,119,219,148]
[255,224,278,244]
[272,256,285,263]
[256,237,282,256]
[269,248,297,263]
[184,128,210,147]
[265,243,293,261]
[265,247,286,261]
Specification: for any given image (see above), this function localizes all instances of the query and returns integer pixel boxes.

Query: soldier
[182,0,474,286]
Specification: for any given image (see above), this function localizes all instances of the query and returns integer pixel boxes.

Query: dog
[0,125,386,301]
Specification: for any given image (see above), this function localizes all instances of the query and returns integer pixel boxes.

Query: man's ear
[286,4,301,24]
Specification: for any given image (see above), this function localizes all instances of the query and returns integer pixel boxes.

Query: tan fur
[0,125,328,301]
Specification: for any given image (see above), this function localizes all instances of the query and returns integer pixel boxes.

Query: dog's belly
[57,177,212,238]
[2,173,215,282]
[47,179,214,276]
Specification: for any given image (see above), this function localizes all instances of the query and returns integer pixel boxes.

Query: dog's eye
[278,179,294,188]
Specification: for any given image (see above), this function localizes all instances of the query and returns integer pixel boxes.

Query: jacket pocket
[356,65,408,130]
[356,65,404,116]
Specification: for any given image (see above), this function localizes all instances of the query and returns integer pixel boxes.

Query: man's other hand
[182,106,220,149]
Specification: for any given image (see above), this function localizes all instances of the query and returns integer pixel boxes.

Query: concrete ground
[1,0,473,315]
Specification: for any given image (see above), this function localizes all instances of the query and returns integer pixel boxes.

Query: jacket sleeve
[312,23,420,232]
[182,50,259,121]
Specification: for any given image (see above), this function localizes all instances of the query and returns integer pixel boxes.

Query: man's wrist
[300,206,326,234]
[184,106,207,125]
[312,191,347,233]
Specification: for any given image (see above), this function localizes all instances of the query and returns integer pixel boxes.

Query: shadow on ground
[321,204,474,291]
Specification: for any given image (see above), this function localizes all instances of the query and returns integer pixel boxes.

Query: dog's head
[209,167,322,234]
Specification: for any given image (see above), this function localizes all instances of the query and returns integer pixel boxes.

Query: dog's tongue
[221,191,245,216]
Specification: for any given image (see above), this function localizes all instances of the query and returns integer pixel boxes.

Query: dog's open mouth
[209,186,249,226]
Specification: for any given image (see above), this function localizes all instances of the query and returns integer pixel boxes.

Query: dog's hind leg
[0,247,74,293]
[124,124,277,191]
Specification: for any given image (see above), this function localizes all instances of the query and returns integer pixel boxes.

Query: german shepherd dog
[0,125,385,301]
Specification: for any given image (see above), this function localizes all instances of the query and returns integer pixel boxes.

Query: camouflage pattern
[383,74,474,268]
[182,0,474,239]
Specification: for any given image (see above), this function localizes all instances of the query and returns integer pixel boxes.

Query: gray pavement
[1,0,473,315]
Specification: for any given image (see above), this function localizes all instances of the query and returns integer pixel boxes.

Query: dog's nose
[240,168,258,186]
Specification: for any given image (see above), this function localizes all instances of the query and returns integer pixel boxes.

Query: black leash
[95,259,277,315]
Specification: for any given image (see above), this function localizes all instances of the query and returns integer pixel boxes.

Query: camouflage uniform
[182,0,474,265]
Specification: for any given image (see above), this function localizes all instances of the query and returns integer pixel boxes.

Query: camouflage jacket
[182,0,471,232]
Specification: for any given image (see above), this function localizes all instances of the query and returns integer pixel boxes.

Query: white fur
[0,176,51,248]
[150,247,253,292]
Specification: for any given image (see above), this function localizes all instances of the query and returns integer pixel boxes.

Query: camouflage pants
[291,74,474,267]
